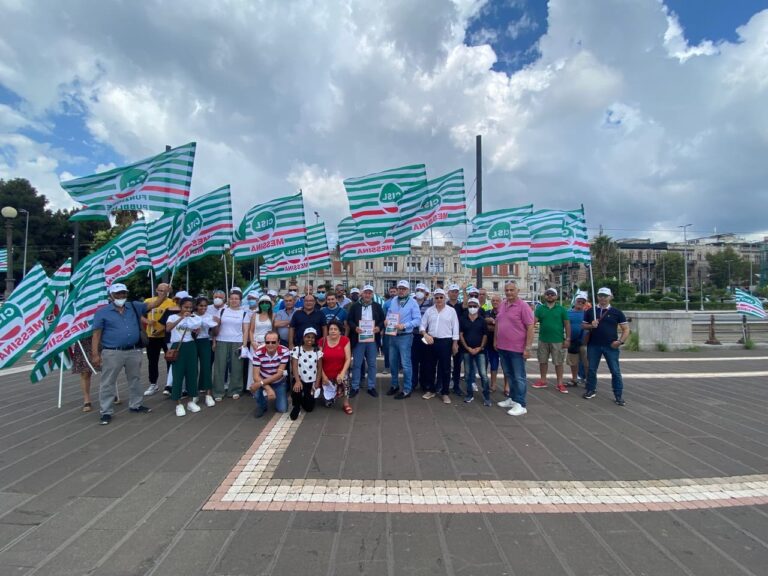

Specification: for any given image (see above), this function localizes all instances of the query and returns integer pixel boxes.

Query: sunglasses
[265,340,278,344]
[434,296,445,299]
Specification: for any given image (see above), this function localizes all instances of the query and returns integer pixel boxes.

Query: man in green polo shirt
[532,287,571,394]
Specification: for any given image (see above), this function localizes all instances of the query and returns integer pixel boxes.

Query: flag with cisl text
[72,220,150,288]
[338,216,410,261]
[231,193,306,261]
[174,185,234,269]
[31,258,108,382]
[524,207,591,266]
[49,258,72,293]
[394,168,468,243]
[459,205,533,268]
[147,212,182,277]
[735,288,767,319]
[344,163,427,236]
[64,142,196,221]
[262,223,332,278]
[0,264,53,369]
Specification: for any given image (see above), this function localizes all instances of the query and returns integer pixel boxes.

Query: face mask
[288,291,297,296]
[113,298,127,307]
[468,307,479,315]
[259,303,270,312]
[316,293,326,301]
[248,300,258,308]
[414,291,425,300]
[213,297,224,306]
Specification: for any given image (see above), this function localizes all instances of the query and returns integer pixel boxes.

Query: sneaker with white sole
[187,401,201,413]
[143,384,159,396]
[175,404,186,417]
[497,398,516,408]
[422,391,436,400]
[556,383,569,394]
[205,394,215,407]
[507,405,527,416]
[163,386,171,396]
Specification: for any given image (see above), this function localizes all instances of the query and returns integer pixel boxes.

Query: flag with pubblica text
[262,223,332,278]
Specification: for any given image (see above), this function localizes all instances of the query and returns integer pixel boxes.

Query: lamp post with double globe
[2,205,18,298]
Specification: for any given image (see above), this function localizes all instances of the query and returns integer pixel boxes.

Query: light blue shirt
[386,296,421,334]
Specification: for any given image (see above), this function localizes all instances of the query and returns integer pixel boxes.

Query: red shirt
[318,335,349,380]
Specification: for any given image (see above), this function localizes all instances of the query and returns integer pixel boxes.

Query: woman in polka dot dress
[289,327,324,420]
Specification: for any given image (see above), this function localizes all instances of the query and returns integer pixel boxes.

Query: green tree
[590,235,617,279]
[706,247,748,290]
[656,252,684,290]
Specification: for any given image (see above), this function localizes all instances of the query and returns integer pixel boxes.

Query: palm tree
[590,235,616,278]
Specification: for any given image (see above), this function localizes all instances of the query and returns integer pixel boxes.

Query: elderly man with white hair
[346,285,385,397]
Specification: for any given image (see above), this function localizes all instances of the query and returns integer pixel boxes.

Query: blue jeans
[586,345,624,398]
[352,341,378,390]
[389,334,413,393]
[498,349,527,408]
[255,379,288,413]
[382,334,390,369]
[485,347,499,371]
[463,352,489,401]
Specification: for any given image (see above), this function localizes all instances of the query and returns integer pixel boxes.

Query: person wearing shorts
[566,291,589,387]
[532,288,571,394]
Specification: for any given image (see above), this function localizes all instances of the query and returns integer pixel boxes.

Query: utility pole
[679,224,692,312]
[475,134,482,290]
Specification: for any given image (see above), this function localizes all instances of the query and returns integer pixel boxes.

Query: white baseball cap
[303,327,318,336]
[230,286,242,294]
[433,288,446,296]
[448,283,460,291]
[467,286,479,295]
[597,287,613,296]
[467,297,480,305]
[109,283,128,294]
[544,287,558,296]
[575,290,589,301]
[174,290,190,299]
[267,289,277,297]
[415,283,427,291]
[397,280,410,289]
[363,284,375,292]
[350,287,360,294]
[258,295,272,303]
[247,291,260,299]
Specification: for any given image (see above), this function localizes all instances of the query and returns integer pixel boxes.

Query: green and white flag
[73,220,150,288]
[0,252,6,273]
[459,205,533,268]
[241,277,263,297]
[147,212,182,277]
[64,142,196,221]
[31,258,108,382]
[0,264,53,369]
[524,207,591,266]
[735,288,766,319]
[175,185,234,269]
[344,164,426,235]
[395,168,467,243]
[262,223,332,278]
[231,193,306,261]
[49,258,73,293]
[338,216,411,261]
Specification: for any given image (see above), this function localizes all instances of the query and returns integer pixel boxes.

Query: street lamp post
[2,206,18,298]
[679,224,692,312]
[19,208,29,278]
[726,260,732,292]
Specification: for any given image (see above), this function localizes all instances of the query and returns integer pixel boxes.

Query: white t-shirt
[217,307,248,343]
[251,314,273,346]
[290,346,324,383]
[194,313,219,339]
[168,314,202,344]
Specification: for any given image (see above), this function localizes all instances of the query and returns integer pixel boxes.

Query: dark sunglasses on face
[434,296,445,299]
[265,340,278,344]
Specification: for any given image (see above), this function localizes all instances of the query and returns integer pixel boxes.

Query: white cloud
[0,0,766,243]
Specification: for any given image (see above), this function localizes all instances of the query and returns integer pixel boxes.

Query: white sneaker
[472,383,478,392]
[143,384,159,396]
[497,398,516,408]
[422,391,436,400]
[507,405,527,416]
[175,404,186,417]
[187,401,201,413]
[205,394,215,407]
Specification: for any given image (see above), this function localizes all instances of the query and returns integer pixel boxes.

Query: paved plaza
[0,350,766,575]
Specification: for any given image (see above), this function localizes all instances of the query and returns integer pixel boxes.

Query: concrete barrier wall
[625,311,694,351]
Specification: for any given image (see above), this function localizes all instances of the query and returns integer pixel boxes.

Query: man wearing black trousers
[419,288,460,404]
[411,283,433,392]
[446,283,464,395]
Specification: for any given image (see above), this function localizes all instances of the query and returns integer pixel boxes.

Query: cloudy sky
[1,0,767,244]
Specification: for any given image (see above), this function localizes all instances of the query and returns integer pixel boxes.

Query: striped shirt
[251,344,290,378]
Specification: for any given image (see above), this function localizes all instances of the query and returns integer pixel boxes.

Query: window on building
[406,257,421,272]
[491,265,499,275]
[493,281,499,291]
[427,257,445,273]
[365,261,374,271]
[383,259,398,273]
[279,280,286,289]
[453,262,458,273]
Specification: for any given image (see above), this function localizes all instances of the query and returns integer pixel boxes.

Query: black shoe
[129,405,152,413]
[254,405,266,418]
[163,386,172,397]
[181,391,189,398]
[582,391,596,400]
[367,388,379,398]
[100,414,112,425]
[386,387,400,396]
[451,388,463,396]
[394,392,410,400]
[290,406,301,421]
[614,397,626,406]
[349,388,359,398]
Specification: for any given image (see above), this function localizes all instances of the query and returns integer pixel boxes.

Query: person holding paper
[419,288,460,404]
[384,280,422,399]
[346,285,385,397]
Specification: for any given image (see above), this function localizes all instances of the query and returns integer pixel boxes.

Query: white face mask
[213,297,224,306]
[113,298,127,307]
[414,291,425,300]
[468,307,479,315]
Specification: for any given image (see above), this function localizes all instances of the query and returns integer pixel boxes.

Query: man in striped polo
[250,330,290,418]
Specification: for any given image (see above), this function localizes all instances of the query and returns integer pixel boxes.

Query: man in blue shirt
[385,279,422,399]
[581,287,630,406]
[92,282,170,425]
[566,291,589,387]
[321,293,348,332]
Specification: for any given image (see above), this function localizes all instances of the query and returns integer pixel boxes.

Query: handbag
[165,327,188,363]
[133,303,149,348]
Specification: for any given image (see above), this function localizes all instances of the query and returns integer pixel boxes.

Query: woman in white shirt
[166,297,203,416]
[193,296,220,408]
[212,291,249,401]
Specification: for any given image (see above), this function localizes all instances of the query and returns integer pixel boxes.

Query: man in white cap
[385,279,422,399]
[446,283,464,395]
[419,288,460,403]
[91,282,171,425]
[346,284,385,397]
[411,282,433,392]
[344,287,361,312]
[581,287,630,406]
[566,291,590,386]
[142,284,176,396]
[532,287,571,393]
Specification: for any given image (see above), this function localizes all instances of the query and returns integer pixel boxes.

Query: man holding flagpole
[92,282,170,425]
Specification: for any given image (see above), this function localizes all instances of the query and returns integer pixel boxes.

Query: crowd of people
[76,278,631,425]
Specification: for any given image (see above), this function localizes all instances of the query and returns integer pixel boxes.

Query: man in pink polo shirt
[495,280,535,416]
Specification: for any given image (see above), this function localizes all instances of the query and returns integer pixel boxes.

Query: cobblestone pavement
[0,350,766,575]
